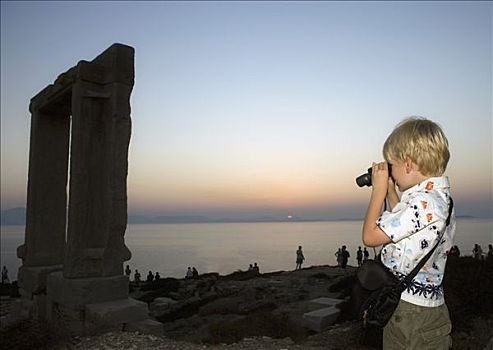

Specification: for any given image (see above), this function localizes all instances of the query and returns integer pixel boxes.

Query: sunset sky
[1,1,492,219]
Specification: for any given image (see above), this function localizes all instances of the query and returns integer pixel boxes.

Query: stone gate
[14,43,157,332]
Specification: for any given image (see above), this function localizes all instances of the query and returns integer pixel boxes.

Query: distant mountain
[1,207,26,225]
[150,215,211,224]
[2,208,484,226]
[127,215,327,224]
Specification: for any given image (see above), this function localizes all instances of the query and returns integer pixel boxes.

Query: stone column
[63,44,133,279]
[19,109,70,266]
[15,94,71,320]
[46,44,149,332]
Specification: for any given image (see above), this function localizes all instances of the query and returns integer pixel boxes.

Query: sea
[1,219,492,280]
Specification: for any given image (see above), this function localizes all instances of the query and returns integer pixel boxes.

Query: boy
[362,117,455,349]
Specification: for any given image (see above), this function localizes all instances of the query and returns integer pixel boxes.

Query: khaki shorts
[383,300,452,350]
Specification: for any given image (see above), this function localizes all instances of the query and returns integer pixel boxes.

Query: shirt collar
[401,176,450,198]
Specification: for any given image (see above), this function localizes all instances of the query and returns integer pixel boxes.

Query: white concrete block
[309,297,344,307]
[302,306,340,332]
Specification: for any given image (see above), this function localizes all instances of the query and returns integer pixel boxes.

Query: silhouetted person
[341,245,350,268]
[455,245,461,257]
[296,246,305,270]
[449,245,460,257]
[186,267,193,279]
[1,266,9,284]
[134,270,141,286]
[335,248,342,266]
[473,244,483,259]
[155,272,161,281]
[488,244,493,259]
[146,270,154,283]
[192,267,199,278]
[356,246,363,267]
[363,247,369,261]
[253,262,260,274]
[125,265,131,277]
[248,264,254,272]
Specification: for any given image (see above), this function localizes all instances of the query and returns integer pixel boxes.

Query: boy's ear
[404,157,415,174]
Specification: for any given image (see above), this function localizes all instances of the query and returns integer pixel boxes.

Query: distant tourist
[356,246,363,267]
[473,244,483,259]
[448,246,456,257]
[134,270,141,285]
[155,272,161,281]
[487,244,493,259]
[192,267,199,278]
[363,247,369,261]
[296,246,305,270]
[454,245,461,257]
[335,248,342,267]
[340,245,350,269]
[449,245,461,257]
[253,262,260,274]
[146,270,154,283]
[125,265,131,277]
[248,264,254,272]
[1,266,9,284]
[186,267,193,279]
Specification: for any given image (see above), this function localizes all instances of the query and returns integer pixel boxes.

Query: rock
[125,319,164,336]
[150,297,177,317]
[85,298,149,326]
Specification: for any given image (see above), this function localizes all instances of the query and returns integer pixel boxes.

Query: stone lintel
[29,42,133,114]
[47,272,129,309]
[90,43,134,86]
[30,83,72,116]
[76,60,132,86]
[18,265,63,295]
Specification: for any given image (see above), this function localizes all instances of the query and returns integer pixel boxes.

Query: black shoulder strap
[400,197,454,288]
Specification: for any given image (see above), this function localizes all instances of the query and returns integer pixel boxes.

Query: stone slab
[85,298,148,325]
[309,297,344,307]
[47,272,128,309]
[302,306,340,332]
[125,318,164,336]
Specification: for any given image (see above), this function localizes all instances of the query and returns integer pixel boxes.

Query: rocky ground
[133,265,356,344]
[1,256,492,350]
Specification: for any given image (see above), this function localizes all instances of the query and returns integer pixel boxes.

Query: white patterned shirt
[377,176,455,307]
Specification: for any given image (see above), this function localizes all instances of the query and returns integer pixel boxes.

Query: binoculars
[356,164,392,187]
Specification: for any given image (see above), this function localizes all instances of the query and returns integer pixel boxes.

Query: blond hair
[383,117,450,176]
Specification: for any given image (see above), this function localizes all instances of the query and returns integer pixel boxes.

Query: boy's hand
[362,161,393,247]
[371,161,389,197]
[387,175,397,195]
[386,175,400,210]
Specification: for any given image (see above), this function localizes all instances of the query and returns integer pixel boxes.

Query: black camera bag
[357,259,406,328]
[357,197,453,328]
